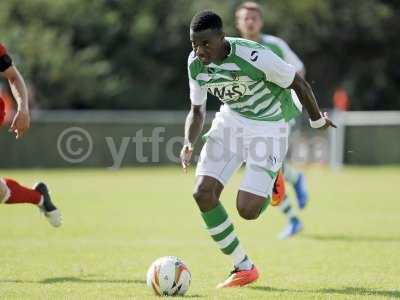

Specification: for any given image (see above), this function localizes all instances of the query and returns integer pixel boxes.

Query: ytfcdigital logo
[57,127,93,164]
[57,127,183,168]
[57,126,288,169]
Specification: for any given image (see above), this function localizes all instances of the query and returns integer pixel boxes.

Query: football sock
[280,196,297,221]
[201,202,252,270]
[236,255,253,271]
[283,163,301,186]
[1,178,43,205]
[259,196,270,214]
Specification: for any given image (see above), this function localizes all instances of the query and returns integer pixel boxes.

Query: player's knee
[236,191,264,220]
[193,176,223,212]
[193,184,220,212]
[193,185,215,204]
[237,203,260,220]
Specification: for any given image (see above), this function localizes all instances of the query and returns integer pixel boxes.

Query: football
[146,256,191,296]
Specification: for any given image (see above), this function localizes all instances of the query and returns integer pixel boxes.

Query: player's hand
[319,112,337,130]
[9,109,30,139]
[180,143,193,173]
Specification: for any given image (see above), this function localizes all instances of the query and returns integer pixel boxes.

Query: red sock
[2,178,42,205]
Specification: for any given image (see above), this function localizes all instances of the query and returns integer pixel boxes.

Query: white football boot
[34,182,62,227]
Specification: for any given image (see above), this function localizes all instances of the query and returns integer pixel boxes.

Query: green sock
[201,202,250,268]
[259,196,271,214]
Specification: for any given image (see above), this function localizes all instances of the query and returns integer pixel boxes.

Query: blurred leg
[1,178,42,205]
[283,162,309,209]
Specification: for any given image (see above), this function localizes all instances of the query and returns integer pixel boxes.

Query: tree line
[0,0,398,111]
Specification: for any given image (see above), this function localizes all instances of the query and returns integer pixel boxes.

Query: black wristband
[0,54,12,72]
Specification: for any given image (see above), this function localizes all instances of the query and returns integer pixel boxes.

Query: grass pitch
[0,166,399,299]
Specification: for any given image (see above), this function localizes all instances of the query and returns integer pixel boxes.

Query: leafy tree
[0,0,398,110]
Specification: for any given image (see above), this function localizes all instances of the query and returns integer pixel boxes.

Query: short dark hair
[235,2,263,18]
[190,10,223,32]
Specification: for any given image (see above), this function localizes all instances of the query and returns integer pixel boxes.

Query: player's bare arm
[297,68,306,79]
[289,73,336,130]
[1,62,30,138]
[0,43,61,228]
[180,104,205,171]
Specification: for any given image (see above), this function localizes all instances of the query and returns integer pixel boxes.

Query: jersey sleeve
[0,43,7,57]
[276,39,304,73]
[0,43,12,72]
[236,45,296,88]
[187,52,207,105]
[0,96,5,126]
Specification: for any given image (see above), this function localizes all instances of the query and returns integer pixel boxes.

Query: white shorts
[196,105,289,198]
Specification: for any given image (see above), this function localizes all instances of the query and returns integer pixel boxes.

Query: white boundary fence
[1,109,395,168]
[329,110,400,169]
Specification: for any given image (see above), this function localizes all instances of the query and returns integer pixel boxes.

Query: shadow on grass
[0,278,205,297]
[0,277,144,285]
[250,286,294,292]
[320,287,400,298]
[303,234,400,242]
[250,286,400,298]
[40,277,136,284]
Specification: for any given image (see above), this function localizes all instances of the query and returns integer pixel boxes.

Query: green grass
[0,166,399,299]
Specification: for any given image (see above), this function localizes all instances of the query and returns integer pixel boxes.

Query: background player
[0,42,61,227]
[181,11,335,288]
[235,1,309,239]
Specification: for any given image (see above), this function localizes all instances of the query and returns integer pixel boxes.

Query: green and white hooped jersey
[260,34,305,127]
[188,37,300,122]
